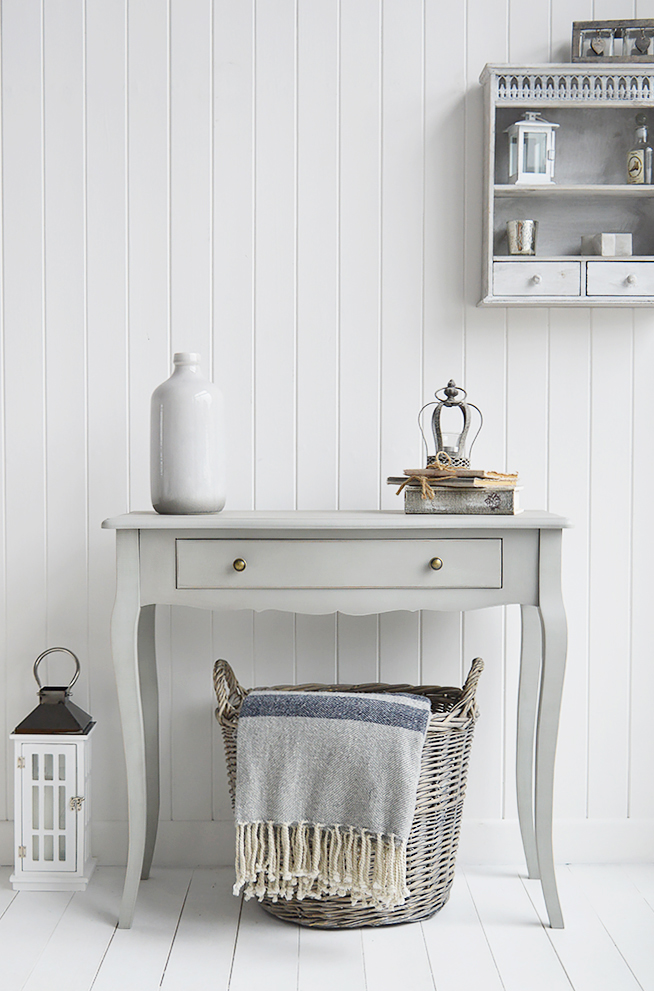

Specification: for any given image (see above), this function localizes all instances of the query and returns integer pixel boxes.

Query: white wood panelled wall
[1,0,653,868]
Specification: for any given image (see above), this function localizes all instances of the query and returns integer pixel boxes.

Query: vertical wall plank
[254,0,297,510]
[338,0,381,510]
[509,0,551,63]
[548,309,591,821]
[379,0,425,507]
[85,0,129,823]
[2,0,47,821]
[42,0,88,703]
[296,0,339,510]
[127,0,170,512]
[0,0,6,819]
[213,0,255,510]
[630,309,654,819]
[587,310,633,820]
[170,0,213,357]
[336,614,379,683]
[170,607,213,822]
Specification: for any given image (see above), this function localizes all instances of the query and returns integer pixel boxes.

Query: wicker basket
[213,656,483,929]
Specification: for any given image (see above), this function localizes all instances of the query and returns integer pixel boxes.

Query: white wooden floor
[1,864,653,990]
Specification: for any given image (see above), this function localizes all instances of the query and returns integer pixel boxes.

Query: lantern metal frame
[418,380,483,468]
[506,112,559,185]
[10,727,96,890]
[10,648,96,891]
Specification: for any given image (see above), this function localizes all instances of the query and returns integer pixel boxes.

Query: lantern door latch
[70,796,85,813]
[16,757,25,769]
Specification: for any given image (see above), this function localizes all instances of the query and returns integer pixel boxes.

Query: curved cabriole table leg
[111,530,148,929]
[139,603,160,880]
[517,604,542,880]
[535,528,567,929]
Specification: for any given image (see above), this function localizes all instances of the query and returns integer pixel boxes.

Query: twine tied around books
[395,450,456,500]
[395,475,436,500]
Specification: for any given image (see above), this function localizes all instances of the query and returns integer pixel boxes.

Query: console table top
[102,509,571,531]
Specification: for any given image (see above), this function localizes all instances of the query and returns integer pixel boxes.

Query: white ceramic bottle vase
[150,352,226,514]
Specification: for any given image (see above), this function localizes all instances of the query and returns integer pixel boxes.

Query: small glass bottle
[627,113,653,184]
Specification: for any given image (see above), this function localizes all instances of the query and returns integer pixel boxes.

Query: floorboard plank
[160,868,240,991]
[298,925,366,991]
[0,887,74,991]
[0,867,19,919]
[22,867,123,991]
[361,917,435,991]
[89,868,193,991]
[229,898,300,991]
[621,863,654,913]
[570,864,654,991]
[464,866,574,991]
[522,866,643,991]
[421,872,504,991]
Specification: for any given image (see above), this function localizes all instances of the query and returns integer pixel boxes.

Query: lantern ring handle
[33,647,81,692]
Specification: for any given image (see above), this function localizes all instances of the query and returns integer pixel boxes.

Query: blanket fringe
[234,821,409,908]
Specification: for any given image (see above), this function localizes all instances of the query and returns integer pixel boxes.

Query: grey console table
[102,509,570,929]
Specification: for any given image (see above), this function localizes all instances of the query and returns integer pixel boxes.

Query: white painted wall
[1,0,653,868]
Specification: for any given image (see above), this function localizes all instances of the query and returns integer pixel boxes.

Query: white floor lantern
[10,648,96,891]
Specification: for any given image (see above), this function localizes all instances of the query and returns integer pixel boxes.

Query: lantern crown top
[438,379,467,404]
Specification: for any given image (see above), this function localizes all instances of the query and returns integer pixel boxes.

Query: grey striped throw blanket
[234,688,431,908]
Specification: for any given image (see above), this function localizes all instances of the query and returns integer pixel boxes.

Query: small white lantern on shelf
[10,648,96,891]
[506,112,559,184]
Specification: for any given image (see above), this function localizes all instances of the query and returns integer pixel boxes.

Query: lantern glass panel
[509,134,518,176]
[32,786,39,828]
[32,754,38,780]
[44,754,53,780]
[32,835,39,860]
[44,786,53,829]
[59,836,66,861]
[59,786,66,829]
[523,131,547,174]
[44,835,54,861]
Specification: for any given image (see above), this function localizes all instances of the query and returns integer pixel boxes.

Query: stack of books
[387,466,522,515]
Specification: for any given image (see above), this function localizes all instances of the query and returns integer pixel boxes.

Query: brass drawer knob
[429,557,443,571]
[233,558,247,572]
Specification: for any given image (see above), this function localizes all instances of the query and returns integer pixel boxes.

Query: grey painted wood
[517,604,542,880]
[534,529,568,929]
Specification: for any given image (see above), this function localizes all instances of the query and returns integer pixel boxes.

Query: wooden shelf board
[493,255,654,261]
[495,184,654,196]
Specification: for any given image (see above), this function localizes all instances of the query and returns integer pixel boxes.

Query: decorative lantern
[506,112,559,184]
[418,380,483,468]
[10,648,96,891]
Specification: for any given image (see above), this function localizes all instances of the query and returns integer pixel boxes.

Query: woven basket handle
[448,656,484,720]
[213,658,248,729]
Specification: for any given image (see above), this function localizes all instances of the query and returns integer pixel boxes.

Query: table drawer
[586,261,654,296]
[493,261,581,296]
[175,538,503,590]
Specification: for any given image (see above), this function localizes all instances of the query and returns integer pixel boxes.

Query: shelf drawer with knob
[174,538,503,590]
[493,260,581,297]
[586,261,654,296]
